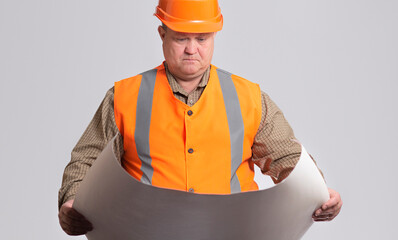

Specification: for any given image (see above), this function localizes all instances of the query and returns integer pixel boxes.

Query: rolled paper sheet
[74,136,329,240]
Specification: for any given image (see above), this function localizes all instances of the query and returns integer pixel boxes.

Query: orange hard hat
[154,0,223,33]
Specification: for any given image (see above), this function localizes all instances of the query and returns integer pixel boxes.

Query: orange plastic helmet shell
[154,0,223,33]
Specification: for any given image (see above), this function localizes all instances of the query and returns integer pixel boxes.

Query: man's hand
[313,188,342,221]
[58,199,93,235]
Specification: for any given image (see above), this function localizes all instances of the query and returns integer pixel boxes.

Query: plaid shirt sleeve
[58,87,123,209]
[251,92,302,183]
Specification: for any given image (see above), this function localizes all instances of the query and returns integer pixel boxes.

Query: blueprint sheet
[74,138,329,240]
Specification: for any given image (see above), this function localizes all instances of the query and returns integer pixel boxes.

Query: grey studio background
[0,0,397,239]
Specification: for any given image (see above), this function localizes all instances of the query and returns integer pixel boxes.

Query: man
[58,0,342,236]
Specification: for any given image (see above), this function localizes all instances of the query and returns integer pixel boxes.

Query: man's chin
[180,67,202,76]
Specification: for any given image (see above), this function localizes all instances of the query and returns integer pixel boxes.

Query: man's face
[158,26,216,81]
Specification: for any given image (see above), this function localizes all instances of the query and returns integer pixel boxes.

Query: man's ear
[158,25,166,41]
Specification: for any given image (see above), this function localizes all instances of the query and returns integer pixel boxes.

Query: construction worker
[58,0,342,236]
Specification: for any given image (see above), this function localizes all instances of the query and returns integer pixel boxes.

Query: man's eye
[176,38,186,41]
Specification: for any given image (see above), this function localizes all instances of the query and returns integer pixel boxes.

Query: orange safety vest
[114,63,262,194]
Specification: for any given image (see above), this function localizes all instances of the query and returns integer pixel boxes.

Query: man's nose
[184,40,197,55]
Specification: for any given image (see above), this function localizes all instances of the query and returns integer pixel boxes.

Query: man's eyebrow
[175,33,188,38]
[174,31,187,35]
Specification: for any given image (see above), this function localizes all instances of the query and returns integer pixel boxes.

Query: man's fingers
[61,206,90,222]
[313,188,342,222]
[59,214,93,235]
[320,188,342,211]
[313,214,334,222]
[313,211,337,221]
[58,199,93,236]
[59,217,88,231]
[314,208,322,216]
[61,224,92,236]
[321,190,340,210]
[313,188,342,220]
[316,201,341,215]
[59,199,92,225]
[59,212,93,229]
[314,208,340,221]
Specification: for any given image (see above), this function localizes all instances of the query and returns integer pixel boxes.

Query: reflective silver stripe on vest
[217,68,244,193]
[135,69,158,184]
